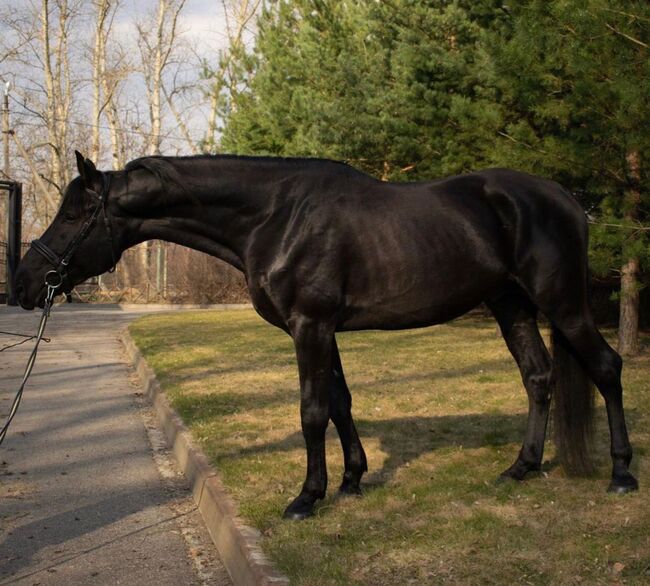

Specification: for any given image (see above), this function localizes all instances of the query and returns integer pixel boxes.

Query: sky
[123,0,231,52]
[178,0,231,49]
[1,0,248,160]
[110,0,239,148]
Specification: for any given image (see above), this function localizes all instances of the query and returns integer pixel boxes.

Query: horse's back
[249,165,587,331]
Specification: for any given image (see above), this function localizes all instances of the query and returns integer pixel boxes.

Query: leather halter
[31,173,117,288]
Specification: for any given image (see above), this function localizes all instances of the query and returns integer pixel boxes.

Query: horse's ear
[75,150,101,190]
[75,150,85,176]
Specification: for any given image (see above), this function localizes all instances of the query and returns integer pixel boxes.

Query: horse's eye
[63,212,77,222]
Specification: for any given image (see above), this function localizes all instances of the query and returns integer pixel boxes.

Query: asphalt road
[0,304,232,586]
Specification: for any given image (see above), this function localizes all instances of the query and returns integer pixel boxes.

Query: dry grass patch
[130,309,650,585]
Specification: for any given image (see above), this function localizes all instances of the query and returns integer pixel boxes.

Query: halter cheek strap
[31,173,117,288]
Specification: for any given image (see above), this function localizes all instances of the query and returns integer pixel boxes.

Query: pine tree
[221,0,508,180]
[221,0,392,177]
[218,0,649,351]
[488,0,650,354]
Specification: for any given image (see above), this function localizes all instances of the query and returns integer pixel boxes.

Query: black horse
[16,152,638,520]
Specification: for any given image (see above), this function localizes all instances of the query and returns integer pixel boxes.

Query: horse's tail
[551,325,595,476]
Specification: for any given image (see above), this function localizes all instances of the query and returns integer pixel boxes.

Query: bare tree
[136,0,187,156]
[89,0,131,169]
[133,0,193,296]
[90,0,109,162]
[41,0,82,197]
[0,0,250,303]
[0,0,85,227]
[203,0,261,151]
[163,77,199,154]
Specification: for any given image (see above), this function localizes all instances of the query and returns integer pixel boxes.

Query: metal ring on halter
[44,270,63,288]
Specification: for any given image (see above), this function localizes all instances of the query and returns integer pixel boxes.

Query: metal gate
[0,180,22,305]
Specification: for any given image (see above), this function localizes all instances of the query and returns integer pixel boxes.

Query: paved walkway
[0,305,232,585]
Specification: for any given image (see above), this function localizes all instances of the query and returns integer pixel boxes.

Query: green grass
[130,310,650,585]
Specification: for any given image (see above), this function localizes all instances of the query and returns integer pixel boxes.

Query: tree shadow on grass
[218,411,529,487]
[215,407,643,489]
[357,413,527,487]
[166,354,519,426]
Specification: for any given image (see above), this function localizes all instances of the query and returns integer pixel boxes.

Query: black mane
[123,154,358,205]
[126,153,356,179]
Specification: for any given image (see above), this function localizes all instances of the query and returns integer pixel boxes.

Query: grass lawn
[129,309,649,585]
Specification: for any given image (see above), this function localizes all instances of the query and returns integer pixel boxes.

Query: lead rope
[0,331,51,352]
[0,284,57,447]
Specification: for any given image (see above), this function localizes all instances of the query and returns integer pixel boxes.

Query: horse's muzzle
[14,265,42,310]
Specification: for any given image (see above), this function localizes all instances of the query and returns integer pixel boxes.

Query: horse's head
[16,152,122,309]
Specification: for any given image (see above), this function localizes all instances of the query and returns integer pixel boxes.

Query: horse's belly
[338,265,505,331]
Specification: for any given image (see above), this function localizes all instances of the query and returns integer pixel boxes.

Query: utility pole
[2,80,10,180]
[1,80,10,248]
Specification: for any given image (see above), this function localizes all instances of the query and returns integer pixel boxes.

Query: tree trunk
[163,85,198,153]
[618,256,639,355]
[41,0,61,199]
[149,0,166,156]
[91,0,110,162]
[617,150,641,356]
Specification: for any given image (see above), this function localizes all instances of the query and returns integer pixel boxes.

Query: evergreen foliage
[216,0,649,337]
[488,1,650,280]
[221,0,509,179]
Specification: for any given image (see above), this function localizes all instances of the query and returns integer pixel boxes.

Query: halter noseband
[31,173,117,289]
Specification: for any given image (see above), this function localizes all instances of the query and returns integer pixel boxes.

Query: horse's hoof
[338,482,362,497]
[282,493,317,520]
[608,474,639,494]
[499,461,540,483]
[498,467,526,483]
[496,473,520,485]
[282,508,314,521]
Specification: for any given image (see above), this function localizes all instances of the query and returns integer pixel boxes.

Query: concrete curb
[121,329,290,586]
[113,303,253,311]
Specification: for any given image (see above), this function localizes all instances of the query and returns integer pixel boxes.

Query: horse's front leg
[283,316,335,520]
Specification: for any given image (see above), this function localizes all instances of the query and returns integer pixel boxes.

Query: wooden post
[6,182,22,306]
[1,82,10,240]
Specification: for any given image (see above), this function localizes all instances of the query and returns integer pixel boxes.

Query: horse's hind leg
[488,289,553,481]
[546,312,638,493]
[329,338,368,495]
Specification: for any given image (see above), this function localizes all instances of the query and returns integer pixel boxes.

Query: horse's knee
[301,404,329,437]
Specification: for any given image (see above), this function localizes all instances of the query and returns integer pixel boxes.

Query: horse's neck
[130,157,292,271]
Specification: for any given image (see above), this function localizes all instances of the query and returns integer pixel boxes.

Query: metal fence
[66,242,247,304]
[0,240,248,305]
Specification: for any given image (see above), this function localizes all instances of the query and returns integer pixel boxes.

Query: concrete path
[0,305,232,585]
